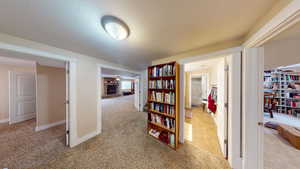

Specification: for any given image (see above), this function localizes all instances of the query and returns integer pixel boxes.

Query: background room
[0,49,68,168]
[263,21,300,169]
[100,67,140,133]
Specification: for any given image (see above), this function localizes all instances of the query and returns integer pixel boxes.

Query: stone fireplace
[102,77,121,98]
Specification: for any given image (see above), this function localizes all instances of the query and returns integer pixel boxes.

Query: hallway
[36,95,230,169]
[185,107,224,157]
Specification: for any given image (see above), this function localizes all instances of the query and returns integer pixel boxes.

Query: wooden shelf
[147,61,179,150]
[148,100,175,106]
[264,69,300,116]
[149,76,176,80]
[149,110,175,118]
[148,88,175,92]
[148,121,175,133]
[148,133,175,149]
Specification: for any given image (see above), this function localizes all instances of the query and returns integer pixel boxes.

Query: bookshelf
[264,69,300,118]
[147,61,179,150]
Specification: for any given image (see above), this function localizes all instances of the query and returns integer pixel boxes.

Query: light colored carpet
[2,95,230,169]
[0,119,66,169]
[264,127,300,169]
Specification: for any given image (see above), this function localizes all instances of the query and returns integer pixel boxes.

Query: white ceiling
[0,0,277,70]
[185,57,223,72]
[101,67,139,78]
[0,48,65,68]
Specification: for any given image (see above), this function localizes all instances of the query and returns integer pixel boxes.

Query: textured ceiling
[0,0,276,70]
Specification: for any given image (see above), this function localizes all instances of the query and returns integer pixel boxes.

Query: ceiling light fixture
[101,15,130,40]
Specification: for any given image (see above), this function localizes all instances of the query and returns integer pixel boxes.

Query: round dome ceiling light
[101,15,130,40]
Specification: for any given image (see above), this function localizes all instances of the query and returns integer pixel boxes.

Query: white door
[134,78,140,111]
[201,74,208,99]
[65,62,70,146]
[191,78,202,106]
[9,72,36,124]
[243,47,264,169]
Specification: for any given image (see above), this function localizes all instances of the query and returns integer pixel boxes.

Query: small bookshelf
[147,61,179,150]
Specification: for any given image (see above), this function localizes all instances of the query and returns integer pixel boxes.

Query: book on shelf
[149,129,160,138]
[148,113,175,131]
[150,102,175,116]
[150,91,175,105]
[149,79,175,90]
[148,129,175,147]
[150,64,176,77]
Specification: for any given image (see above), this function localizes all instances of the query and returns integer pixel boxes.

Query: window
[121,80,131,90]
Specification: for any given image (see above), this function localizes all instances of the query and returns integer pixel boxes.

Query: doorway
[0,54,70,169]
[183,57,228,157]
[191,77,203,107]
[99,67,141,133]
[178,49,242,169]
[259,22,300,169]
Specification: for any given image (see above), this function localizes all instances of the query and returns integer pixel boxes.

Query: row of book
[150,91,175,105]
[150,103,175,116]
[286,100,300,108]
[287,75,300,81]
[148,129,175,146]
[148,113,175,130]
[150,64,176,77]
[149,80,175,90]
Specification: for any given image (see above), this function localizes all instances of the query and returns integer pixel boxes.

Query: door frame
[97,64,142,135]
[242,1,300,169]
[9,71,36,124]
[178,46,243,169]
[134,77,141,111]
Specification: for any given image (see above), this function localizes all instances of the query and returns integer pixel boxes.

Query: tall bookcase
[264,69,300,118]
[147,62,179,149]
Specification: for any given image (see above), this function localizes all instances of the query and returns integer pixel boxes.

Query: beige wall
[0,63,35,121]
[36,64,66,127]
[76,59,98,137]
[185,72,191,108]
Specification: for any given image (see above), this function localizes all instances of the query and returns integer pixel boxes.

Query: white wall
[210,58,226,155]
[140,69,148,111]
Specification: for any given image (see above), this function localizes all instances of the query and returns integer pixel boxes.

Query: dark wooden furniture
[264,92,276,118]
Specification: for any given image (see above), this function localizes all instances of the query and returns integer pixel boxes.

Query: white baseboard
[35,120,65,132]
[0,118,9,123]
[70,131,98,148]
